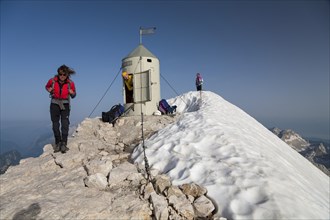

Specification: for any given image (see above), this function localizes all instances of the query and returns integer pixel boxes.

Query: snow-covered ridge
[132,91,329,220]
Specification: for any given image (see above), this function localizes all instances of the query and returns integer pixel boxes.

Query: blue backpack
[158,99,177,115]
[102,104,125,125]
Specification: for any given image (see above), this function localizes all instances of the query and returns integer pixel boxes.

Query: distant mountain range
[0,124,328,176]
[0,150,21,174]
[0,124,77,175]
[270,127,330,176]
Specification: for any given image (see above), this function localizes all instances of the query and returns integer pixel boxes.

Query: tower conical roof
[124,44,157,59]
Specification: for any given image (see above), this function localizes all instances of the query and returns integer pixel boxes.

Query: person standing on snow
[195,73,203,91]
[45,65,76,153]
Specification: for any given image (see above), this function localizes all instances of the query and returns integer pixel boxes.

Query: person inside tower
[122,71,134,103]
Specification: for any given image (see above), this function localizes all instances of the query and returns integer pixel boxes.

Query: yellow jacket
[124,74,133,91]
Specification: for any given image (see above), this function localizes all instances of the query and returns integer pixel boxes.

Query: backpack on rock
[158,99,177,115]
[102,104,125,126]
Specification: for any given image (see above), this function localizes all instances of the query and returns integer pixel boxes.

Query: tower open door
[134,70,151,103]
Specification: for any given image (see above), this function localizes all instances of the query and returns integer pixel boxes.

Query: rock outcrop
[269,128,310,152]
[0,116,218,219]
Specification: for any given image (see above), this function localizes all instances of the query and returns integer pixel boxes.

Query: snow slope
[132,91,329,220]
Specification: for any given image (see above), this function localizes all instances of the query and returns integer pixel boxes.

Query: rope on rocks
[136,56,152,182]
[141,112,152,182]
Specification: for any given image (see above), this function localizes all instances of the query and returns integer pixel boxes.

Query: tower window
[122,60,132,68]
[147,59,152,63]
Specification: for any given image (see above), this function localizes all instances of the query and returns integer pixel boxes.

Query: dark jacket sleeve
[70,81,76,98]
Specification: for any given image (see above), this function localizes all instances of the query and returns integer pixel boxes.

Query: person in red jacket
[45,65,76,153]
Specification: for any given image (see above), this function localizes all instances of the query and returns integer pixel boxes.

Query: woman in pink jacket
[195,73,203,91]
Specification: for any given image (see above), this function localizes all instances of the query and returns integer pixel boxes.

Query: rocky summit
[0,116,219,220]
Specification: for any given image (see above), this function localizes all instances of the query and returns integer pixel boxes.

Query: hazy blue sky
[1,0,329,139]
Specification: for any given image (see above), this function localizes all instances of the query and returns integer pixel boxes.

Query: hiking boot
[60,142,69,154]
[54,142,61,153]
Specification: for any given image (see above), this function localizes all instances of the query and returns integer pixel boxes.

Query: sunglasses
[58,73,68,76]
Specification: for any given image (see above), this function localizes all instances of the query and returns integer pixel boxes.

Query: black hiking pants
[50,103,70,144]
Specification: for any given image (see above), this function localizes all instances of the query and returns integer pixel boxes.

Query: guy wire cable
[88,67,122,118]
[160,73,188,106]
[88,57,140,119]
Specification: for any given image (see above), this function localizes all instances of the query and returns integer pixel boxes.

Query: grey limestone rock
[0,116,218,220]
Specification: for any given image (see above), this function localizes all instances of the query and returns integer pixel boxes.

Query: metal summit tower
[121,28,160,116]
